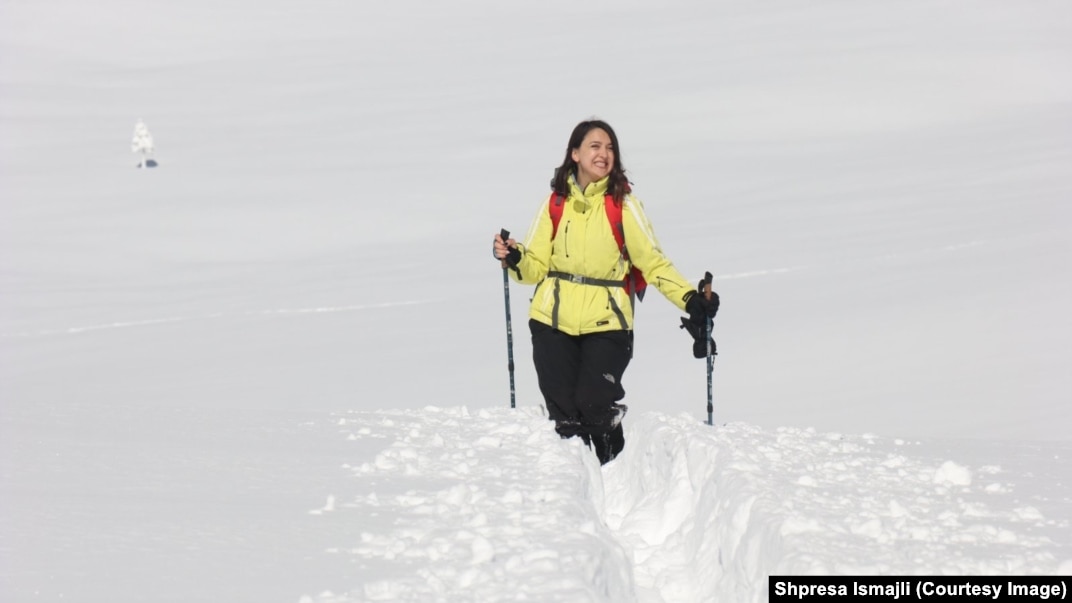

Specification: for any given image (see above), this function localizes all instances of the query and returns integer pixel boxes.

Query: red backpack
[548,192,647,301]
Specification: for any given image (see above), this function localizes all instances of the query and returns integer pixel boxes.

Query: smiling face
[571,127,615,191]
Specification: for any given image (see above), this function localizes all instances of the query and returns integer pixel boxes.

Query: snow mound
[605,414,1067,601]
[312,406,634,602]
[304,407,1068,603]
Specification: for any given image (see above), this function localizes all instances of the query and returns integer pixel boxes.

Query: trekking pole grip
[500,229,510,269]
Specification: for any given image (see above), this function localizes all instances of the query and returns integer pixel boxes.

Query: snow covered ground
[2,0,1070,601]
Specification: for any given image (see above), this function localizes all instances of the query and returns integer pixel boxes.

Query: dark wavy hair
[550,119,630,203]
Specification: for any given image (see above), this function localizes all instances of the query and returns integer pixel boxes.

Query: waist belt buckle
[569,274,586,284]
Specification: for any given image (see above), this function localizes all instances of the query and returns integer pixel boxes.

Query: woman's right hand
[492,232,516,261]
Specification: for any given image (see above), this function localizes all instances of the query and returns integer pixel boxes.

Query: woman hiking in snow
[492,119,718,464]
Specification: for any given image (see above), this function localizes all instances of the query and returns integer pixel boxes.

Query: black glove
[490,242,522,267]
[503,246,521,268]
[495,229,522,278]
[684,287,719,324]
[680,317,717,359]
[681,279,719,359]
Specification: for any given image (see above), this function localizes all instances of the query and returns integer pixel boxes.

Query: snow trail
[603,414,1069,602]
[0,300,430,339]
[3,235,990,339]
[306,407,1070,603]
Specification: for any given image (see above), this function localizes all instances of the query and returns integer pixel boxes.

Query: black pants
[530,319,632,464]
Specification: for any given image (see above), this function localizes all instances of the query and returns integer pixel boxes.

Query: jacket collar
[568,173,610,200]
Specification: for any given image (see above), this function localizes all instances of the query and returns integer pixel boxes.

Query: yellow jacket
[511,176,694,335]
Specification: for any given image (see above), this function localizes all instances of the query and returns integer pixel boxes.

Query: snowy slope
[310,408,1070,602]
[2,0,1071,601]
[2,0,1070,439]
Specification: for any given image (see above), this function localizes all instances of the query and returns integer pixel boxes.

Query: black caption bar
[769,576,1069,601]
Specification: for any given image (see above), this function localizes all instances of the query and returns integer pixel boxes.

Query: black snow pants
[530,319,632,464]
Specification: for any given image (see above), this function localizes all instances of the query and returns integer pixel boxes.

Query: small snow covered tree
[131,119,155,168]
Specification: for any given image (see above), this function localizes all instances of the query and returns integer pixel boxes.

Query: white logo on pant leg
[603,373,616,384]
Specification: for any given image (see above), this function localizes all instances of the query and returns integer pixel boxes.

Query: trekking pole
[500,229,517,409]
[703,271,714,426]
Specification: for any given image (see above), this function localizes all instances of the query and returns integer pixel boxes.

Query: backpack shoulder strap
[603,194,625,254]
[605,193,648,302]
[548,192,565,239]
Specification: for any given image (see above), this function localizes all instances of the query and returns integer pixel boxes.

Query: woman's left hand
[685,285,719,322]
